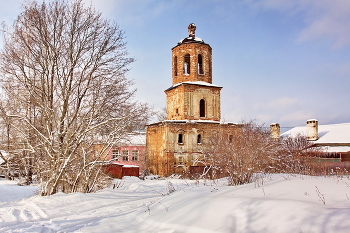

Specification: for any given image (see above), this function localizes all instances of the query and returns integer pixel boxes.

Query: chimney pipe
[270,123,280,140]
[306,119,318,141]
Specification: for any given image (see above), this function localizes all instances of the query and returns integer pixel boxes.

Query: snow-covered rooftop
[161,119,239,125]
[282,123,350,145]
[165,81,222,91]
[323,146,350,153]
[118,133,146,146]
[178,36,204,44]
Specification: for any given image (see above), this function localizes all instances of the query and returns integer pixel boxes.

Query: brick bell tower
[165,23,222,121]
[146,24,240,176]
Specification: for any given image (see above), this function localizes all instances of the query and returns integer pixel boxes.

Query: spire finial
[188,23,196,37]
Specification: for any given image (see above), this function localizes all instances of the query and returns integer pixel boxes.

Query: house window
[122,150,129,161]
[198,54,204,75]
[174,56,178,76]
[178,133,183,144]
[184,54,190,75]
[132,150,138,161]
[112,150,119,160]
[197,134,202,144]
[199,99,205,117]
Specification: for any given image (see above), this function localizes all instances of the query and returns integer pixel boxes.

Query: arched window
[199,99,205,117]
[178,133,183,144]
[197,134,202,144]
[184,54,190,74]
[174,56,178,76]
[198,54,204,75]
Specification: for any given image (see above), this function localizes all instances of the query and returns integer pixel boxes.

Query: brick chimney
[306,119,318,141]
[270,123,280,140]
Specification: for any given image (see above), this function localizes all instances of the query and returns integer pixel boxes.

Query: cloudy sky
[1,0,350,128]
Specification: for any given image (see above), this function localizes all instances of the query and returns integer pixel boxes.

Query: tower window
[197,134,202,144]
[184,54,190,75]
[198,54,204,75]
[178,133,183,143]
[174,56,178,76]
[199,99,205,117]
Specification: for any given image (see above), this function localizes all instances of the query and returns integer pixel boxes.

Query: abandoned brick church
[146,23,241,176]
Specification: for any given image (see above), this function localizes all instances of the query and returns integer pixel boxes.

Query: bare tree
[0,0,150,195]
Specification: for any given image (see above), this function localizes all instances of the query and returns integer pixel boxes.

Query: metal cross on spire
[188,23,196,37]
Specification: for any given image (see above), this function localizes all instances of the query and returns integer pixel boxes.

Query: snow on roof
[323,146,350,153]
[122,164,139,168]
[282,123,350,144]
[166,81,222,91]
[178,37,204,44]
[118,133,146,146]
[161,119,240,125]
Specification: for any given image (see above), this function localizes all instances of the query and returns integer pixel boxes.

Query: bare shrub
[275,134,324,175]
[203,120,279,186]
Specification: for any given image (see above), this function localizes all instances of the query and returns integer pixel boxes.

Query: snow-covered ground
[1,174,350,233]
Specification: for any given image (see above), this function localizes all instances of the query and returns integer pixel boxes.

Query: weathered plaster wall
[166,84,221,121]
[146,122,241,176]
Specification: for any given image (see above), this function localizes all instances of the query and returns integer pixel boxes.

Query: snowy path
[0,177,178,232]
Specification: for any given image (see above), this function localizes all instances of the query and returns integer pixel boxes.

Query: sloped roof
[165,81,222,92]
[282,123,350,145]
[118,133,146,146]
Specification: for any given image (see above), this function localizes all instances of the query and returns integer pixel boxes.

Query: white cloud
[245,0,350,48]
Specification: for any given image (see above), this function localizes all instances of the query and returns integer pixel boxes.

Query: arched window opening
[197,134,202,144]
[198,54,204,75]
[184,54,190,75]
[199,99,205,117]
[178,133,183,143]
[229,135,233,144]
[174,56,178,76]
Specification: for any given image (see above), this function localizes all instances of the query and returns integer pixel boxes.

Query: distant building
[105,133,146,173]
[146,24,242,176]
[93,132,146,178]
[282,120,350,161]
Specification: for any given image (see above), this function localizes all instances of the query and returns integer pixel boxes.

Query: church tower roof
[173,23,209,49]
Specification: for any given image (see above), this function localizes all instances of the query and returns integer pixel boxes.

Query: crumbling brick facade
[146,121,240,176]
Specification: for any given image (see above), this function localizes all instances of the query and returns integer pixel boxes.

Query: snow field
[1,174,350,232]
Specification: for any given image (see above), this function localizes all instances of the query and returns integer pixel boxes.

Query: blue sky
[1,0,350,128]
